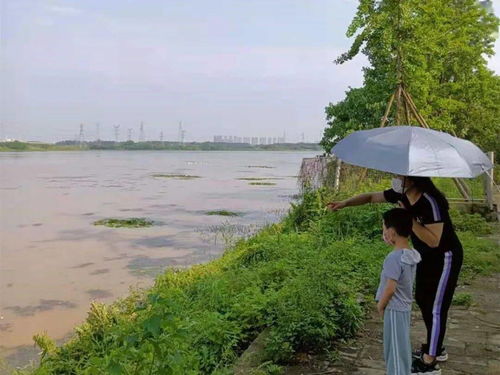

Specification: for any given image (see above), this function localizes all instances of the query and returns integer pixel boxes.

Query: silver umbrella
[331,126,493,178]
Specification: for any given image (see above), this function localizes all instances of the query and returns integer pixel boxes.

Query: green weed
[237,178,280,181]
[94,218,154,228]
[452,292,473,308]
[450,209,492,235]
[206,210,242,217]
[153,174,201,179]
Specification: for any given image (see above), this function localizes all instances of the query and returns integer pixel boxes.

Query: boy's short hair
[383,208,413,237]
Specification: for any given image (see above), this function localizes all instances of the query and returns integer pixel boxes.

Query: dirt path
[283,272,500,375]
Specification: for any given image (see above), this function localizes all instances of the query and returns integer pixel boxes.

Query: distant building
[213,134,297,144]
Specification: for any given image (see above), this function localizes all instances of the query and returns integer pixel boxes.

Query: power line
[78,124,84,147]
[113,125,120,142]
[178,121,187,144]
[139,122,145,142]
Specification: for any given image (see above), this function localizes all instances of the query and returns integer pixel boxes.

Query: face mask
[391,178,404,193]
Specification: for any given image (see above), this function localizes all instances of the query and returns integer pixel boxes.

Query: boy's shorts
[384,308,412,375]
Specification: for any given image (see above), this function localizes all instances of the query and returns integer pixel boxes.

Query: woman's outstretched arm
[327,191,386,211]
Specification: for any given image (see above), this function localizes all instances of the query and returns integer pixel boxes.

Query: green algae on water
[94,218,154,228]
[236,177,280,181]
[152,174,201,179]
[248,182,276,186]
[205,210,241,217]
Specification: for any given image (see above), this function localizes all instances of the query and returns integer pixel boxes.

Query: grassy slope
[23,188,499,375]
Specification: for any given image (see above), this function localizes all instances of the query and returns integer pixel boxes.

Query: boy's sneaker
[411,356,441,375]
[412,344,448,362]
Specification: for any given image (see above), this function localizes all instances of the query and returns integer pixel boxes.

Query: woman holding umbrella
[326,126,493,375]
[328,176,459,374]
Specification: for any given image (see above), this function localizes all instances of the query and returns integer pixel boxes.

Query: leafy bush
[459,231,500,283]
[450,209,492,235]
[264,272,362,362]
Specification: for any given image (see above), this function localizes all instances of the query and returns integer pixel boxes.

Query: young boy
[376,208,424,375]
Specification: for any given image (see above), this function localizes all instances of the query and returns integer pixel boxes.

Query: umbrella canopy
[331,126,493,178]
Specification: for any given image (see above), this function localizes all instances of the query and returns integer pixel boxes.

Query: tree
[321,0,500,154]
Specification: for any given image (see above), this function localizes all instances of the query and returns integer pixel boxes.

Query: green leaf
[106,359,124,375]
[143,314,163,336]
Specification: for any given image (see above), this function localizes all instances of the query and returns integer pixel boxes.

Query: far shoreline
[0,140,323,153]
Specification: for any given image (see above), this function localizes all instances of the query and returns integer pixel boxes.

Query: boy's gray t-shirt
[375,249,421,312]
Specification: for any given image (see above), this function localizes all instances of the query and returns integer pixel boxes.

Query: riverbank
[0,141,323,152]
[9,185,498,375]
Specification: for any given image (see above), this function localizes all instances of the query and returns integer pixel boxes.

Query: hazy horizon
[1,0,499,143]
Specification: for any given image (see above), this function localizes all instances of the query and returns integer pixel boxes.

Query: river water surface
[0,150,316,369]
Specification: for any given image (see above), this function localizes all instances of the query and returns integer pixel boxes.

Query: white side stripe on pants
[429,251,453,356]
[391,310,400,374]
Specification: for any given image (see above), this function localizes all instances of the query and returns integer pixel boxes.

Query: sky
[1,0,499,143]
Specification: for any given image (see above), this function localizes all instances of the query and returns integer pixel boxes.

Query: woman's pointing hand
[326,201,346,211]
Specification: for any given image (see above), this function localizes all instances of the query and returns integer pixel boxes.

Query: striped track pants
[384,308,412,375]
[415,249,463,357]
